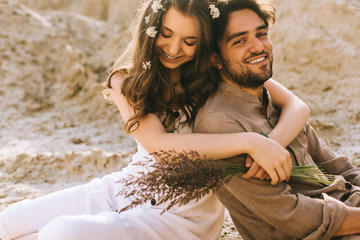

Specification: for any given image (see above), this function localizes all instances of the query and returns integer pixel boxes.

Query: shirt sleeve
[305,122,360,186]
[194,111,348,240]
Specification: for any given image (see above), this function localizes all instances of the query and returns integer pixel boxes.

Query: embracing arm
[108,72,290,184]
[243,79,310,180]
[265,79,310,147]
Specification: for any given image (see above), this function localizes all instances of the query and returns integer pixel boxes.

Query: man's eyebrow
[226,24,268,43]
[163,26,198,40]
[226,31,247,43]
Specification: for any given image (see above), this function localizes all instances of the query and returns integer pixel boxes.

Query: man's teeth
[165,52,178,59]
[248,57,265,64]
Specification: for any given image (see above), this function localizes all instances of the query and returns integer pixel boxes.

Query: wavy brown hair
[107,0,218,133]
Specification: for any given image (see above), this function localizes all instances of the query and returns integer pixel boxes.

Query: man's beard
[220,53,273,88]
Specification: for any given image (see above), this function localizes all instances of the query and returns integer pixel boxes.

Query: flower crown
[209,4,220,19]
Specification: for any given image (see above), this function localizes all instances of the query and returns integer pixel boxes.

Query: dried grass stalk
[116,150,335,213]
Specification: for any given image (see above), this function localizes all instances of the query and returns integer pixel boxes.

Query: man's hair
[213,0,276,53]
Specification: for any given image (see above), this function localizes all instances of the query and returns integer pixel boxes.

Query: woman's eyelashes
[184,41,197,46]
[160,32,197,46]
[161,32,171,38]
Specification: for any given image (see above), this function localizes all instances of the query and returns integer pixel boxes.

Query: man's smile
[245,53,268,65]
[246,56,266,64]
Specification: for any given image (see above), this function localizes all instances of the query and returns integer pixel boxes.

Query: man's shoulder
[194,88,243,134]
[196,87,231,121]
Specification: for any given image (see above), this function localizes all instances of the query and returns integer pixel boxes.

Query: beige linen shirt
[194,82,360,240]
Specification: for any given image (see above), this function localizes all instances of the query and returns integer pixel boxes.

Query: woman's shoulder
[107,67,132,90]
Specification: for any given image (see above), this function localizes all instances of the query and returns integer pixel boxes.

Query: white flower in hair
[142,61,152,70]
[145,15,151,24]
[151,0,163,13]
[209,4,220,19]
[146,26,158,38]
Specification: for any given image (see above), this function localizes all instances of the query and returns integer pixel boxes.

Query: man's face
[216,9,273,88]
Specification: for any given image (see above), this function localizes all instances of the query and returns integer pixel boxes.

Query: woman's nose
[168,39,181,55]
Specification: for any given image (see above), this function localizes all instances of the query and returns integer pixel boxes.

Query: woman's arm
[109,73,291,184]
[243,79,310,180]
[265,79,310,147]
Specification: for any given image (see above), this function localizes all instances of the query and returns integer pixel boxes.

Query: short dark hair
[212,0,276,53]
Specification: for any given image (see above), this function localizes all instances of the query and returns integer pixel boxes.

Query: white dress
[0,121,225,240]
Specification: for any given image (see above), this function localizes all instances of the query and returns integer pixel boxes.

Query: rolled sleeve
[305,193,347,240]
[218,175,347,240]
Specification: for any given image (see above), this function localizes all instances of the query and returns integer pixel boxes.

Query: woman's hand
[246,133,291,185]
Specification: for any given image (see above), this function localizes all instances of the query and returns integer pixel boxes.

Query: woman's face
[155,6,199,70]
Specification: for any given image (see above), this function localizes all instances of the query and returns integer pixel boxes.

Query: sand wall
[1,0,359,238]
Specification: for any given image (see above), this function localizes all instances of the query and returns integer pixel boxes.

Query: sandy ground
[0,0,359,239]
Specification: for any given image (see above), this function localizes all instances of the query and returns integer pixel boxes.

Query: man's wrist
[334,206,360,236]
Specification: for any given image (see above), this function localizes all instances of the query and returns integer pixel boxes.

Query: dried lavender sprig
[116,150,335,213]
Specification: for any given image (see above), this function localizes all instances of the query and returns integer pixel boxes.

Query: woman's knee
[38,216,83,240]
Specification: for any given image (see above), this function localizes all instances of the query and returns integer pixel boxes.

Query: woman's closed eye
[161,32,171,38]
[184,40,197,46]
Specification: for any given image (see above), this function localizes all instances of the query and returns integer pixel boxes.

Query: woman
[0,0,309,239]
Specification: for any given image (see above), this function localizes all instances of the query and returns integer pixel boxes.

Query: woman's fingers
[285,156,292,181]
[267,170,279,185]
[247,134,292,185]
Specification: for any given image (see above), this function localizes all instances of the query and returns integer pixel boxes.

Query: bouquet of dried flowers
[116,150,335,213]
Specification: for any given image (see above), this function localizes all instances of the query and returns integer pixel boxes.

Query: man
[194,0,360,239]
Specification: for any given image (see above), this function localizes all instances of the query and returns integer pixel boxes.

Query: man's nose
[168,39,181,55]
[249,38,264,53]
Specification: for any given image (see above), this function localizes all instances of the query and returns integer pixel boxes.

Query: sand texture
[0,0,359,239]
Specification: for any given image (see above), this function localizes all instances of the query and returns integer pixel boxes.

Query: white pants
[0,172,204,240]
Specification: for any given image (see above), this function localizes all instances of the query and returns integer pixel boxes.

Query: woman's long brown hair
[109,0,218,133]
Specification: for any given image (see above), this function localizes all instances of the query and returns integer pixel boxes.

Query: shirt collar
[218,81,270,106]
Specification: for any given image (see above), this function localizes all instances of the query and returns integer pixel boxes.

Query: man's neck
[222,78,264,100]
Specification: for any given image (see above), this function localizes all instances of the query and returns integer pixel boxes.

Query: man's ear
[211,53,222,70]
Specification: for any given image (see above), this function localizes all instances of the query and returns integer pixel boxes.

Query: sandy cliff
[0,0,359,239]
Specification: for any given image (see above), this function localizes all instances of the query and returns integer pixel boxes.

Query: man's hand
[242,155,269,180]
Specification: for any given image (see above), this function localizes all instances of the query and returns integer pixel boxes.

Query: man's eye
[233,39,244,45]
[258,32,268,37]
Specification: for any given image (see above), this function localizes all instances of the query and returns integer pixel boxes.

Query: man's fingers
[254,168,266,179]
[245,155,253,168]
[259,170,269,180]
[243,163,260,179]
